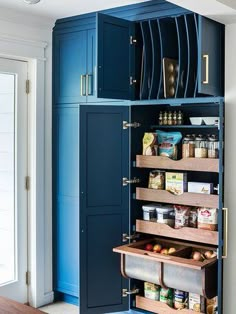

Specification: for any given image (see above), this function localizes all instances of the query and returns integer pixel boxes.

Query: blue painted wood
[54,292,79,306]
[54,32,87,104]
[53,107,79,301]
[198,16,224,96]
[80,105,130,314]
[87,28,97,102]
[97,13,135,100]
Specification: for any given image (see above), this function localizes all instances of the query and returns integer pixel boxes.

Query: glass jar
[182,134,195,158]
[194,135,208,158]
[208,135,219,158]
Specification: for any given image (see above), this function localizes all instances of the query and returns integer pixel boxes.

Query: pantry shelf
[135,296,205,314]
[136,188,219,208]
[151,124,219,129]
[136,155,219,172]
[136,220,218,246]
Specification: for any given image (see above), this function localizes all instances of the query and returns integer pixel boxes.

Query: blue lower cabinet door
[53,107,79,299]
[80,105,130,313]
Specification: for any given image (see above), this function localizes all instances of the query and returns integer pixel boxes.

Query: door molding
[0,34,53,307]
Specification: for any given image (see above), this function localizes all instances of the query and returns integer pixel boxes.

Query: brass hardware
[163,58,178,99]
[130,36,137,45]
[222,207,228,259]
[26,271,30,285]
[123,177,140,186]
[86,74,93,96]
[122,288,139,297]
[26,79,30,94]
[123,121,141,129]
[122,233,140,242]
[202,54,209,84]
[25,176,30,191]
[130,76,137,85]
[80,74,86,96]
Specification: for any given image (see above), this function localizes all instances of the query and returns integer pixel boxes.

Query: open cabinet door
[97,13,136,100]
[79,105,130,313]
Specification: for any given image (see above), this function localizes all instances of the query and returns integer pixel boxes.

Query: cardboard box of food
[188,182,213,194]
[165,172,187,195]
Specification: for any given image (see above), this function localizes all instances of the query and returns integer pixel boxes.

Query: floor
[39,302,79,314]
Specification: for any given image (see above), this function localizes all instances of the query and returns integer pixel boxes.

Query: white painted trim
[0,33,47,49]
[0,34,53,308]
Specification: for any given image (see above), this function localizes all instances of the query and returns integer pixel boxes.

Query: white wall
[0,7,54,307]
[223,22,236,313]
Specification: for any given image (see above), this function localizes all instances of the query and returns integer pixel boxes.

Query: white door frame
[0,34,53,308]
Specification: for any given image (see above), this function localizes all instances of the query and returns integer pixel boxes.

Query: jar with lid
[182,135,195,158]
[163,111,168,125]
[194,135,208,158]
[208,135,219,158]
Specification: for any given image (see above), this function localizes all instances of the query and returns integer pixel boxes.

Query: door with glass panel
[0,58,28,302]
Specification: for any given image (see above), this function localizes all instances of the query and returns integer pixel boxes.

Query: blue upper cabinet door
[80,105,130,314]
[97,13,136,100]
[198,16,224,96]
[54,31,87,104]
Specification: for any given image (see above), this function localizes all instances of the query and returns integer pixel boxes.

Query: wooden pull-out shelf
[136,188,218,208]
[136,155,219,173]
[136,220,218,246]
[136,296,205,314]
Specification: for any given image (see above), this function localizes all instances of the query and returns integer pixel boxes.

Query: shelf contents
[188,182,213,194]
[159,110,183,126]
[163,58,178,99]
[198,208,218,231]
[160,287,174,307]
[156,130,182,160]
[189,292,205,312]
[174,205,191,229]
[156,204,175,227]
[144,282,160,301]
[195,135,208,158]
[189,117,219,126]
[142,133,158,156]
[208,135,219,159]
[148,170,165,190]
[142,204,157,221]
[165,172,187,195]
[182,134,195,158]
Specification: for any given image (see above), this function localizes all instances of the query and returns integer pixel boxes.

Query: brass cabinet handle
[86,74,93,96]
[80,75,86,96]
[202,54,209,84]
[222,207,228,259]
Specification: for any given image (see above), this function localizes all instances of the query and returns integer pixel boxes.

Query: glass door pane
[0,73,16,286]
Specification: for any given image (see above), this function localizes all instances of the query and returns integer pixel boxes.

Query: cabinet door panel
[55,32,87,104]
[97,13,135,100]
[80,105,129,314]
[53,108,79,298]
[198,16,224,96]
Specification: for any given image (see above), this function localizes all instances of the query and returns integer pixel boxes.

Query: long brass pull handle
[86,74,93,96]
[80,75,86,96]
[222,207,228,259]
[202,54,209,84]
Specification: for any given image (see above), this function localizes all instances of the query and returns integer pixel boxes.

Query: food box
[165,172,187,195]
[189,292,206,312]
[142,204,157,221]
[143,133,158,156]
[144,282,160,301]
[188,182,213,194]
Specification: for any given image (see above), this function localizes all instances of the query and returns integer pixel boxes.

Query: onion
[192,251,202,261]
[204,250,214,259]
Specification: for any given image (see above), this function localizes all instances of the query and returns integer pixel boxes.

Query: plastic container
[142,204,157,221]
[156,205,175,227]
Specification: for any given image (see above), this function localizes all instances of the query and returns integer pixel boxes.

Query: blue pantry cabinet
[52,1,225,313]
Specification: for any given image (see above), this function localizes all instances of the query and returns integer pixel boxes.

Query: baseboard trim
[35,291,54,308]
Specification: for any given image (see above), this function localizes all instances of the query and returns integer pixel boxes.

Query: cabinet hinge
[26,271,30,285]
[123,121,141,129]
[26,79,30,94]
[130,36,137,45]
[130,76,137,85]
[25,176,30,191]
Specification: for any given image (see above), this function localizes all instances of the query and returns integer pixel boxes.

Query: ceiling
[0,0,235,25]
[0,0,150,20]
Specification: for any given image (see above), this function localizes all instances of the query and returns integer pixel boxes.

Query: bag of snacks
[174,205,191,229]
[197,208,218,231]
[143,133,158,156]
[156,130,182,160]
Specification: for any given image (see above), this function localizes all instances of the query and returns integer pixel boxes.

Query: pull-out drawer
[113,238,217,299]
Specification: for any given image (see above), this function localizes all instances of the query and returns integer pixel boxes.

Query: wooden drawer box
[113,238,217,299]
